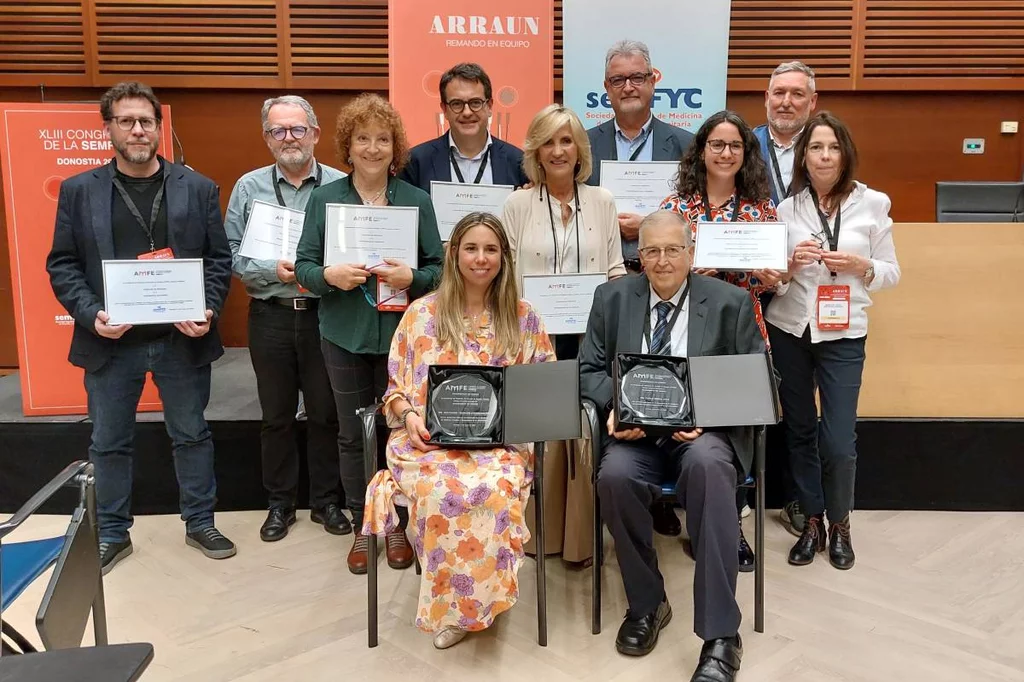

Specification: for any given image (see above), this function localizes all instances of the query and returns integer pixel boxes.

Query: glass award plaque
[426,366,504,446]
[613,353,694,432]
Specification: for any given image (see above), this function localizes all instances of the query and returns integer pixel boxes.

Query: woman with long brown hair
[362,212,555,649]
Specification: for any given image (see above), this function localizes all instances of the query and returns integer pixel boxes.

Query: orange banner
[0,103,173,416]
[389,2,554,147]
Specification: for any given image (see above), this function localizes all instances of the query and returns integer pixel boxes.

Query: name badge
[138,247,174,261]
[816,284,850,330]
[377,280,408,312]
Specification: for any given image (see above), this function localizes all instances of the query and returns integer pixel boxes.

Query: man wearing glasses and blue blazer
[400,63,529,194]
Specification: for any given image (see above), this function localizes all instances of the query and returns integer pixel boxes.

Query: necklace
[354,180,387,205]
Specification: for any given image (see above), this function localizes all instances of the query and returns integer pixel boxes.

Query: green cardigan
[294,175,443,355]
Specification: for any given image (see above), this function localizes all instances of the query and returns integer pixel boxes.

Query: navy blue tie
[650,301,673,355]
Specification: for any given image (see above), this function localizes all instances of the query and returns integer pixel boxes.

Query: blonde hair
[434,212,522,358]
[521,104,592,185]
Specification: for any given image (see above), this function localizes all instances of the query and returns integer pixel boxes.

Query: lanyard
[449,145,490,184]
[613,124,653,162]
[272,163,322,208]
[642,277,691,354]
[809,188,842,277]
[766,142,788,199]
[702,194,742,223]
[544,184,582,274]
[111,172,165,252]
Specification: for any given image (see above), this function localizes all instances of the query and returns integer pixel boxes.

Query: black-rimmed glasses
[444,98,488,113]
[607,72,652,89]
[266,126,308,141]
[110,116,158,132]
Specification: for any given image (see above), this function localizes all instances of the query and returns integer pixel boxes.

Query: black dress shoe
[691,634,742,682]
[738,528,755,573]
[788,513,825,565]
[828,516,855,570]
[615,600,672,656]
[311,503,353,536]
[652,499,681,536]
[260,507,296,542]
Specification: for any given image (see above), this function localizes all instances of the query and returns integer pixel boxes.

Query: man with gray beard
[224,96,348,542]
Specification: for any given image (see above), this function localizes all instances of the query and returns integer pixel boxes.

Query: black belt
[263,296,317,311]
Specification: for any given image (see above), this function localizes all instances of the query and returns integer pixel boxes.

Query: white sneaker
[433,626,468,650]
[740,504,751,519]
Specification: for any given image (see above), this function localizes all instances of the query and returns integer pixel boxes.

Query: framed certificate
[521,272,606,335]
[324,204,419,269]
[237,199,305,262]
[692,221,788,271]
[430,181,514,241]
[599,161,677,216]
[102,258,206,325]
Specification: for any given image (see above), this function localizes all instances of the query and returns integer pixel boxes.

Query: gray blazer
[579,272,765,474]
[585,117,695,186]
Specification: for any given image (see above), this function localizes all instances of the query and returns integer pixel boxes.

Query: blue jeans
[84,338,217,543]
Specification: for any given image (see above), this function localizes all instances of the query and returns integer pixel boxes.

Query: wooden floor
[4,510,1023,681]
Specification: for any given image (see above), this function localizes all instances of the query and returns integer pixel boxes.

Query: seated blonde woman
[362,212,555,650]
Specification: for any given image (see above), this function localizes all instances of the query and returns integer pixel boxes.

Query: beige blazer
[501,183,626,283]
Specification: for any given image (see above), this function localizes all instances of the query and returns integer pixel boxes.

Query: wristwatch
[863,264,875,281]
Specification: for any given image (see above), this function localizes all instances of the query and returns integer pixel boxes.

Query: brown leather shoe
[347,532,369,575]
[385,528,414,569]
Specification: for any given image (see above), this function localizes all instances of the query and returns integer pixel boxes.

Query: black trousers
[597,432,741,641]
[248,299,341,510]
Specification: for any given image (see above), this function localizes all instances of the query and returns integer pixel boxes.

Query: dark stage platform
[1,349,1021,514]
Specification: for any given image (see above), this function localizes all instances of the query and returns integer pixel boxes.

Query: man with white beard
[753,61,819,206]
[224,96,348,542]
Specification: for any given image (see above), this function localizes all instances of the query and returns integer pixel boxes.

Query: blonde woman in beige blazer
[501,104,625,563]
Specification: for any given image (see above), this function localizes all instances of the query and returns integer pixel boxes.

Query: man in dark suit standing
[579,210,762,681]
[46,81,234,574]
[399,63,529,195]
[585,40,695,272]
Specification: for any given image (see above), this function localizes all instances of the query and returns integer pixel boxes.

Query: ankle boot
[788,514,825,566]
[828,516,855,570]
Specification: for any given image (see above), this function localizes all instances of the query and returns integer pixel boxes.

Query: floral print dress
[362,292,555,633]
[662,192,778,342]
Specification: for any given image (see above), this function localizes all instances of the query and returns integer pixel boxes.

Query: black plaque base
[613,353,695,434]
[426,365,504,448]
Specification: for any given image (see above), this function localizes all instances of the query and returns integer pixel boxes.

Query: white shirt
[768,128,799,195]
[448,132,494,185]
[642,281,690,355]
[766,182,901,343]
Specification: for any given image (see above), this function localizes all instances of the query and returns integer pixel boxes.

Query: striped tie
[650,301,673,355]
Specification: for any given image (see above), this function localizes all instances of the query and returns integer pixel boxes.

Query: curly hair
[673,110,771,204]
[334,93,410,175]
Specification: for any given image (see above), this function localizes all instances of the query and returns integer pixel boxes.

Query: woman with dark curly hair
[295,93,444,576]
[660,109,778,571]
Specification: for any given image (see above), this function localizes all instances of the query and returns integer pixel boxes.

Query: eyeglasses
[706,139,745,154]
[607,72,652,89]
[444,98,488,113]
[638,245,688,262]
[110,116,158,132]
[266,126,308,141]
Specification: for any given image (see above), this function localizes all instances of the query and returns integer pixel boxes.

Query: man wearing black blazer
[580,211,762,681]
[46,81,234,574]
[399,63,528,196]
[586,40,694,273]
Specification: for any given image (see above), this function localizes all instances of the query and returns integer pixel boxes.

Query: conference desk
[858,222,1024,418]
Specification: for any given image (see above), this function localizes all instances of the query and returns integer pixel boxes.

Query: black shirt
[111,161,173,342]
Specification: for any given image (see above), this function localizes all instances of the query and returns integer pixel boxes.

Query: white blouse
[766,182,901,343]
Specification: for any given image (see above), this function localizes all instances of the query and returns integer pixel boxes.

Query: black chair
[0,461,108,654]
[358,403,553,648]
[583,400,768,635]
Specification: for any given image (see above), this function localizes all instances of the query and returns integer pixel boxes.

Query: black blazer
[46,158,232,372]
[399,134,529,193]
[585,116,695,186]
[579,273,765,474]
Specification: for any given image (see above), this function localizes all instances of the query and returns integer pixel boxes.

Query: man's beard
[276,146,312,172]
[768,113,807,136]
[114,138,157,165]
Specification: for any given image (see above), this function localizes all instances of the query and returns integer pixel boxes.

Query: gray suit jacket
[585,117,695,186]
[579,272,765,474]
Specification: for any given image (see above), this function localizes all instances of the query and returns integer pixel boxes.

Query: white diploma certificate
[102,258,206,325]
[599,161,677,215]
[430,181,514,241]
[522,273,607,335]
[324,204,419,269]
[692,221,789,271]
[237,199,305,262]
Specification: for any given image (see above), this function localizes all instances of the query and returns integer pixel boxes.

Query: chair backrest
[35,505,101,651]
[935,181,1024,222]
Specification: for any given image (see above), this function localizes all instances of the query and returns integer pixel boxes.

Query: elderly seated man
[579,210,764,682]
